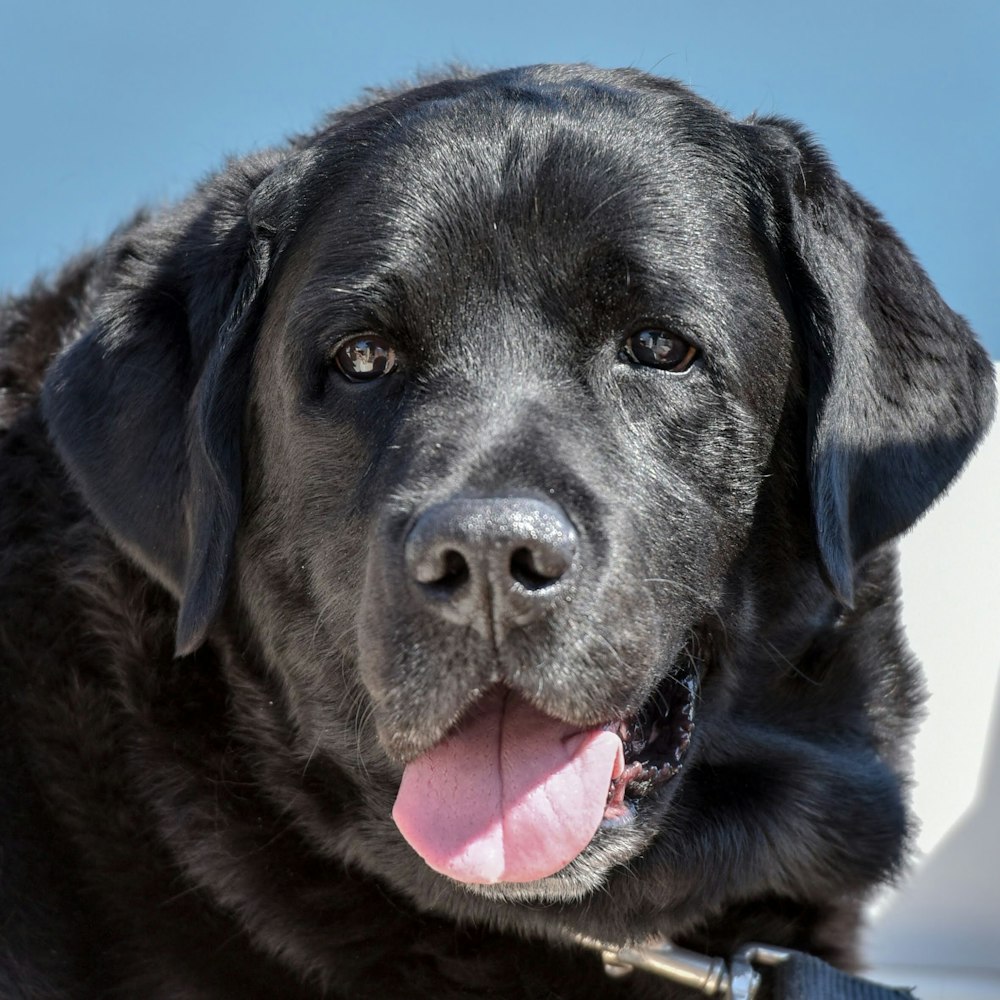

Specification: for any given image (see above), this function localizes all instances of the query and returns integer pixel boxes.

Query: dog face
[238,95,791,900]
[246,89,787,746]
[42,66,995,948]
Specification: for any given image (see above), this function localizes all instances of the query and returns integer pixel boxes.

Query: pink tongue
[392,690,624,884]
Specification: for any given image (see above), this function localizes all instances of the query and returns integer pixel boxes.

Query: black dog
[1,65,994,998]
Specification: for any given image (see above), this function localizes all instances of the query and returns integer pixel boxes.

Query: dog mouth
[603,661,698,822]
[391,660,699,886]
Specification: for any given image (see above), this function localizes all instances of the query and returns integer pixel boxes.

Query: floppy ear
[757,119,996,605]
[42,153,291,655]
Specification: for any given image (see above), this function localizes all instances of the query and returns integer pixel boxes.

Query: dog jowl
[1,64,994,998]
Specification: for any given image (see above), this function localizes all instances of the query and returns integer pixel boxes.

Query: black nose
[404,497,578,639]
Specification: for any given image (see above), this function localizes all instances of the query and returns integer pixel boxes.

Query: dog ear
[756,119,995,605]
[42,153,293,655]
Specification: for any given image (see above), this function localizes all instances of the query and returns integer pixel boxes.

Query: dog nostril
[510,546,568,591]
[437,549,470,589]
[412,547,470,590]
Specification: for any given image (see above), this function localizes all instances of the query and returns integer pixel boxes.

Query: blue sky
[3,0,997,355]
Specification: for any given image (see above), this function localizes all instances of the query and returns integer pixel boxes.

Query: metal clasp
[572,934,792,999]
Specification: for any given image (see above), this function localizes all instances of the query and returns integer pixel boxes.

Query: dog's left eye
[621,330,698,372]
[333,334,397,381]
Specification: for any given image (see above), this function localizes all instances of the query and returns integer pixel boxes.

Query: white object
[866,362,1000,993]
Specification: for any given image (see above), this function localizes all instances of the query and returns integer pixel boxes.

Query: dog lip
[601,662,698,821]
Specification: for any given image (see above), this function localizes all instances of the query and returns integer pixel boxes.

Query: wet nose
[404,497,577,638]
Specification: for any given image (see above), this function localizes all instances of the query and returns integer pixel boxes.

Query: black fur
[1,65,994,998]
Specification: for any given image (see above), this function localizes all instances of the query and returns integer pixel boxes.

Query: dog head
[42,66,995,943]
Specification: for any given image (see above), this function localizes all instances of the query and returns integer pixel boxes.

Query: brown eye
[333,334,397,381]
[622,330,697,372]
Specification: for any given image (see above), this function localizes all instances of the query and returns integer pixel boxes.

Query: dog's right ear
[42,151,307,655]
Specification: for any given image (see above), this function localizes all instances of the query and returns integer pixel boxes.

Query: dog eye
[622,330,697,372]
[333,335,397,381]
